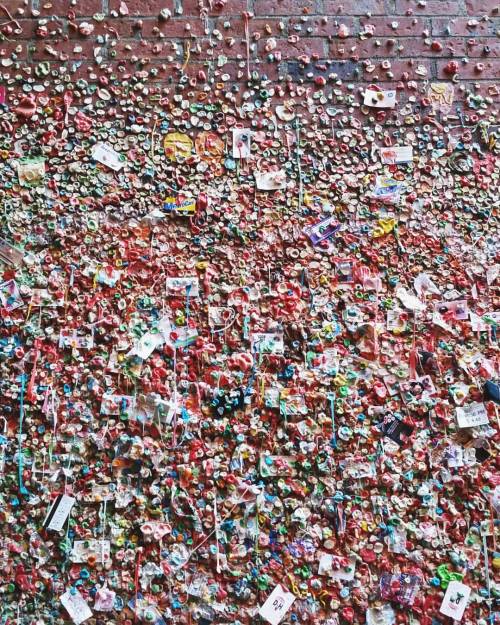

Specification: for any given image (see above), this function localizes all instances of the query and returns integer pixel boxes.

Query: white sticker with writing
[439,581,471,621]
[91,142,125,171]
[44,494,76,531]
[456,402,489,429]
[364,89,396,108]
[380,145,413,164]
[60,589,93,625]
[259,585,296,625]
[71,540,111,564]
[232,128,252,158]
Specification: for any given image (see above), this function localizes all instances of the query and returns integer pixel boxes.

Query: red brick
[156,59,209,79]
[392,37,500,57]
[194,37,228,56]
[71,18,135,38]
[477,81,500,100]
[0,42,27,60]
[254,0,316,16]
[360,58,433,80]
[108,0,174,16]
[463,38,500,56]
[148,17,207,36]
[13,19,40,39]
[257,36,326,59]
[60,61,95,80]
[249,59,282,79]
[194,34,244,57]
[111,39,168,59]
[431,16,494,35]
[358,15,428,35]
[436,58,500,77]
[394,0,461,14]
[465,0,499,14]
[288,16,356,37]
[324,0,387,14]
[213,61,249,81]
[213,16,286,38]
[181,0,248,14]
[37,0,103,16]
[30,39,98,60]
[3,0,27,15]
[329,37,373,58]
[213,59,280,80]
[82,16,207,39]
[330,36,469,58]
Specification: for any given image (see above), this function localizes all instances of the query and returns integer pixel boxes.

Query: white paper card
[434,299,468,320]
[318,553,356,580]
[71,539,111,563]
[232,128,252,158]
[386,309,407,331]
[492,485,500,513]
[456,402,489,429]
[44,494,76,531]
[259,584,296,625]
[251,332,284,354]
[94,585,116,611]
[364,89,396,108]
[166,276,200,297]
[255,170,287,190]
[127,330,164,360]
[470,311,500,331]
[366,604,396,625]
[395,287,426,312]
[447,444,464,468]
[439,581,471,621]
[380,146,413,164]
[486,264,499,285]
[60,589,93,625]
[91,143,125,171]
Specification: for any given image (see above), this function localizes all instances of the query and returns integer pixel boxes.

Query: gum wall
[0,0,499,624]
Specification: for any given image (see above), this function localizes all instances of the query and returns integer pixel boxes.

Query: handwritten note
[259,584,296,625]
[60,589,93,625]
[440,581,471,621]
[44,494,75,531]
[456,402,489,429]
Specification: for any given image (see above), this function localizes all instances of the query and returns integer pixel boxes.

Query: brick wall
[2,0,498,112]
[0,1,498,624]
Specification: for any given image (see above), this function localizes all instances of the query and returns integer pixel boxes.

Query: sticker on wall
[258,584,296,625]
[164,132,194,162]
[232,128,252,158]
[91,143,125,171]
[364,87,396,108]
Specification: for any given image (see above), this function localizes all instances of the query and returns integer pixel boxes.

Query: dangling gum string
[180,487,250,569]
[26,339,41,403]
[409,310,418,380]
[329,392,337,449]
[181,40,191,72]
[0,4,21,32]
[101,499,107,565]
[295,118,303,211]
[243,12,251,80]
[103,24,120,40]
[0,416,6,473]
[17,374,28,495]
[63,90,73,126]
[213,488,221,573]
[373,270,381,358]
[150,118,158,160]
[134,548,142,622]
[200,6,209,39]
[185,283,192,325]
